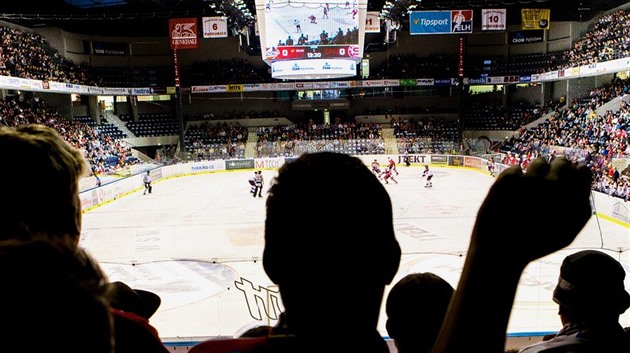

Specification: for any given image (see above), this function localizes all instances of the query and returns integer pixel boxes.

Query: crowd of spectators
[0,5,629,87]
[0,6,627,89]
[497,77,630,200]
[255,118,384,157]
[548,9,630,71]
[186,109,282,121]
[0,5,627,201]
[392,116,459,155]
[459,101,545,131]
[185,121,249,160]
[0,26,91,84]
[372,7,630,79]
[0,93,139,176]
[0,6,628,353]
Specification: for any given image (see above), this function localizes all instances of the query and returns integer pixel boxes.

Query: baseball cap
[553,250,630,314]
[110,281,162,319]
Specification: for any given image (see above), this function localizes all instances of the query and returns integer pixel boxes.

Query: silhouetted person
[386,272,454,353]
[0,124,88,247]
[432,157,593,353]
[253,170,264,198]
[0,239,113,353]
[238,325,274,338]
[190,155,594,353]
[0,124,168,353]
[190,151,401,353]
[518,249,630,353]
[143,170,152,195]
[110,281,169,353]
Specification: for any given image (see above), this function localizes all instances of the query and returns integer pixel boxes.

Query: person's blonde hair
[0,124,88,246]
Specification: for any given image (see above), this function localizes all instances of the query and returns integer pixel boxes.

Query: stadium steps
[381,128,398,154]
[244,128,259,158]
[103,112,136,138]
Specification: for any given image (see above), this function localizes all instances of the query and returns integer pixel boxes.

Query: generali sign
[169,18,199,50]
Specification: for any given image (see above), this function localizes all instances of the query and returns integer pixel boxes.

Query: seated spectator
[110,281,169,353]
[238,325,274,338]
[190,155,592,353]
[431,157,593,353]
[0,124,168,353]
[385,272,454,353]
[0,124,87,247]
[518,249,630,353]
[0,239,113,353]
[190,151,402,353]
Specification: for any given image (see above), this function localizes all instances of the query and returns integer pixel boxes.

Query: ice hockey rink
[79,165,630,346]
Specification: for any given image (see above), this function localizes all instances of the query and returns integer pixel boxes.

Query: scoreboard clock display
[269,45,360,60]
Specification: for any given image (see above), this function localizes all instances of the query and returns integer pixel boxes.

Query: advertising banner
[226,159,255,170]
[409,10,472,35]
[509,30,544,44]
[92,41,129,55]
[270,59,357,80]
[521,9,550,30]
[169,18,199,49]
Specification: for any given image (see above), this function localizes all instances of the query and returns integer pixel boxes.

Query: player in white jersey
[371,159,382,176]
[421,165,433,187]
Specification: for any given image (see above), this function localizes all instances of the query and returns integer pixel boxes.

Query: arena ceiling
[0,0,627,37]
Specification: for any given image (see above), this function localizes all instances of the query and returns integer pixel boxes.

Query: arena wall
[80,153,630,228]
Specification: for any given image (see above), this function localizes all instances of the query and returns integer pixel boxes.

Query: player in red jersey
[381,168,398,184]
[387,157,399,175]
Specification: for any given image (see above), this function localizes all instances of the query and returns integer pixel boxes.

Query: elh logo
[451,10,473,33]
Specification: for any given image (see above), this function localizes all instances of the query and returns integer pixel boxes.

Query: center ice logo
[235,277,283,321]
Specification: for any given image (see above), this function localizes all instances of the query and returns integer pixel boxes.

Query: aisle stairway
[244,127,258,158]
[103,111,135,138]
[381,128,399,155]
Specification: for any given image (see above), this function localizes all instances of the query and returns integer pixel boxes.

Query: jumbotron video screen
[255,0,368,79]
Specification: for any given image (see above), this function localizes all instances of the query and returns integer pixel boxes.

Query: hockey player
[421,165,433,187]
[371,159,382,176]
[143,170,152,195]
[381,168,398,184]
[253,171,264,198]
[387,157,399,175]
[488,160,496,177]
[248,172,257,195]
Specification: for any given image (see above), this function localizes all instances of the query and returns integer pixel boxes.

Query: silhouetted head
[0,124,88,247]
[110,281,161,320]
[386,273,454,353]
[263,152,400,332]
[554,250,630,317]
[0,239,113,353]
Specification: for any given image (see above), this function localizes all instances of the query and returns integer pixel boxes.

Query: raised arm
[431,157,593,353]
